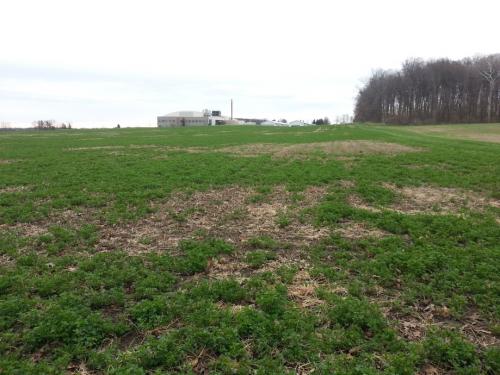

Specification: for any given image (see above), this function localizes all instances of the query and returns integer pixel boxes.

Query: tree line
[354,54,500,124]
[312,117,331,125]
[33,120,72,130]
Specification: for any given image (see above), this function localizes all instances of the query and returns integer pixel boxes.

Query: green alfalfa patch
[33,224,98,255]
[422,329,482,373]
[245,250,277,269]
[172,238,235,275]
[355,181,397,207]
[22,294,128,357]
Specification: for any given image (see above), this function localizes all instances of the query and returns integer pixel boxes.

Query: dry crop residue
[385,183,500,214]
[209,256,326,310]
[0,186,29,194]
[213,141,421,159]
[368,280,499,348]
[65,146,125,151]
[287,269,325,308]
[334,221,389,240]
[96,186,330,254]
[391,304,500,349]
[1,183,391,256]
[405,125,500,144]
[348,183,500,215]
[0,159,19,165]
[65,145,160,152]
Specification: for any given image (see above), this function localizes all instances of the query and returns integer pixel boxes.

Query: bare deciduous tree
[33,120,56,130]
[479,55,500,122]
[355,54,500,124]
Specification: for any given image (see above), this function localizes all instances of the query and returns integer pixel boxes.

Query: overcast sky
[1,0,499,128]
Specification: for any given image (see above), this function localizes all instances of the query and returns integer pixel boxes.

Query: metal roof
[162,111,205,117]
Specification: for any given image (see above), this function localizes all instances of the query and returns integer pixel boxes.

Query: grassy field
[0,124,499,374]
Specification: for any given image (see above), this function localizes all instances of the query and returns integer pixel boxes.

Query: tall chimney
[231,99,233,120]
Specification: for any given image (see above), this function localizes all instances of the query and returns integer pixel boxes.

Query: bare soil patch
[106,151,126,156]
[334,221,389,240]
[0,223,49,237]
[66,146,125,151]
[0,254,15,267]
[287,269,325,308]
[0,159,18,165]
[209,255,325,309]
[404,163,450,171]
[66,145,160,152]
[348,184,500,215]
[385,183,500,214]
[347,195,382,213]
[0,209,96,240]
[96,186,331,254]
[205,254,310,283]
[214,141,421,159]
[392,304,499,348]
[0,186,29,194]
[371,288,499,348]
[406,124,500,144]
[338,180,356,189]
[0,186,332,255]
[461,133,500,143]
[335,156,358,169]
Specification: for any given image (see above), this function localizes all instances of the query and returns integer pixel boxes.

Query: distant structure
[289,120,312,127]
[259,120,313,127]
[157,110,239,128]
[260,120,288,126]
[157,102,313,128]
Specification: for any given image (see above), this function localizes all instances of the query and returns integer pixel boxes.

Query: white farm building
[158,110,218,127]
[157,109,241,128]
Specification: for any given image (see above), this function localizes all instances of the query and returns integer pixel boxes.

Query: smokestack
[231,99,233,120]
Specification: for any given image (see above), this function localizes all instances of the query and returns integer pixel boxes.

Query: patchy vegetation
[0,124,499,374]
[215,140,422,158]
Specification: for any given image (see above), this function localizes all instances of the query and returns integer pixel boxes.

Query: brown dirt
[209,255,305,277]
[102,141,421,160]
[66,145,160,152]
[391,303,499,348]
[335,156,358,169]
[287,269,325,308]
[214,141,421,159]
[0,186,29,194]
[106,151,126,156]
[65,146,125,151]
[0,159,18,165]
[206,256,249,282]
[385,183,500,214]
[346,195,382,213]
[96,185,331,254]
[418,364,444,375]
[334,221,389,240]
[209,256,325,309]
[129,144,160,149]
[0,222,49,237]
[406,125,500,144]
[348,184,500,215]
[0,209,96,240]
[0,254,15,268]
[460,133,500,143]
[67,362,96,374]
[404,163,450,171]
[1,184,378,256]
[371,286,499,349]
[338,180,356,189]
